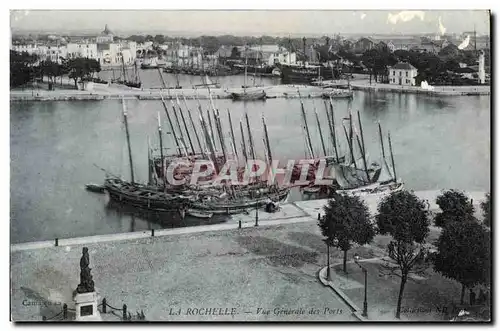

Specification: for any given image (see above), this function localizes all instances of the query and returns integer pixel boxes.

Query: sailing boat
[116,55,141,88]
[103,99,194,212]
[231,44,267,101]
[334,120,404,196]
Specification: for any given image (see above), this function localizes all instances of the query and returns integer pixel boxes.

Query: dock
[10,84,333,102]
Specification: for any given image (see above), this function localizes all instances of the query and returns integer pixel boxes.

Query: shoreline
[350,81,490,96]
[11,190,487,250]
[10,82,490,102]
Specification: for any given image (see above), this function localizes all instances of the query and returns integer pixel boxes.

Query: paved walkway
[319,259,472,321]
[11,221,359,321]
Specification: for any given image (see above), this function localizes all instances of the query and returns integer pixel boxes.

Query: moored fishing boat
[321,89,353,99]
[231,90,267,101]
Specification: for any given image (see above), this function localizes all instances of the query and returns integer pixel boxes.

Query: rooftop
[391,62,417,70]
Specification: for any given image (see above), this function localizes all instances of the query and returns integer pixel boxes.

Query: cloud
[438,16,446,35]
[387,11,425,25]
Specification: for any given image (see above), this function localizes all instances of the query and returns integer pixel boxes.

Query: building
[388,62,418,86]
[67,42,98,60]
[96,24,114,43]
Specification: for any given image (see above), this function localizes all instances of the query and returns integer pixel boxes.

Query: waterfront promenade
[350,80,490,96]
[10,79,490,102]
[10,84,330,102]
[11,190,486,321]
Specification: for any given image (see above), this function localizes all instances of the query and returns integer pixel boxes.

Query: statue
[76,247,95,293]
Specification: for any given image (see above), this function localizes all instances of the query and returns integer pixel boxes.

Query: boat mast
[348,110,356,165]
[298,89,315,159]
[122,99,135,183]
[245,112,256,161]
[355,134,369,183]
[357,111,367,158]
[170,99,185,144]
[160,93,181,156]
[199,111,219,174]
[157,67,168,89]
[313,102,327,156]
[176,96,196,155]
[239,120,248,163]
[378,121,386,160]
[356,110,370,181]
[227,109,239,159]
[185,95,205,157]
[326,99,340,162]
[388,131,397,183]
[206,108,218,152]
[157,112,166,188]
[262,114,273,164]
[342,123,357,169]
[147,136,153,186]
[215,109,228,164]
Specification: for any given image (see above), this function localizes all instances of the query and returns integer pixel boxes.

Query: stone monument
[73,247,101,321]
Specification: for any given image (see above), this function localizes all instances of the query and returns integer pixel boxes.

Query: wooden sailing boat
[116,55,141,88]
[333,113,403,196]
[231,44,267,101]
[103,98,193,212]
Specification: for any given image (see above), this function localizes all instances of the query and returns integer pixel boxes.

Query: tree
[433,220,491,304]
[376,190,430,319]
[319,193,375,273]
[481,193,491,227]
[154,34,165,45]
[67,57,101,89]
[10,50,38,88]
[435,189,475,227]
[230,46,241,59]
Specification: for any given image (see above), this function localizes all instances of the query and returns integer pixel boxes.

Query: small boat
[231,90,267,101]
[321,89,353,99]
[336,181,404,197]
[271,67,282,77]
[187,209,213,219]
[302,185,321,194]
[85,183,106,193]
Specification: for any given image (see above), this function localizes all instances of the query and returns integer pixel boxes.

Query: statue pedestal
[73,291,101,321]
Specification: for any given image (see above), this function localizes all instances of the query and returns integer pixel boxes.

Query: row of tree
[319,189,491,319]
[10,50,101,90]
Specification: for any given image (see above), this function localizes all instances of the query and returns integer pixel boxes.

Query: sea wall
[350,82,490,96]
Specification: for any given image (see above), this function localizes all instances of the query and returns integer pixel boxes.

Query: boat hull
[188,188,290,215]
[279,64,339,84]
[231,91,267,101]
[336,181,404,197]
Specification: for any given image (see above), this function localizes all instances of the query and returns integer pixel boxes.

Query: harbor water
[10,75,491,243]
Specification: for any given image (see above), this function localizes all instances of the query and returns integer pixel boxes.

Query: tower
[478,50,485,84]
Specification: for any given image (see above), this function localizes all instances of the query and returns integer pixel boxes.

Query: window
[393,70,395,75]
[399,71,402,76]
[406,71,408,77]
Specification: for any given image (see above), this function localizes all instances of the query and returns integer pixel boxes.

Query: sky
[10,10,491,36]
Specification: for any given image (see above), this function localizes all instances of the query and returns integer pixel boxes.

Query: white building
[388,62,418,86]
[66,43,98,60]
[268,51,296,66]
